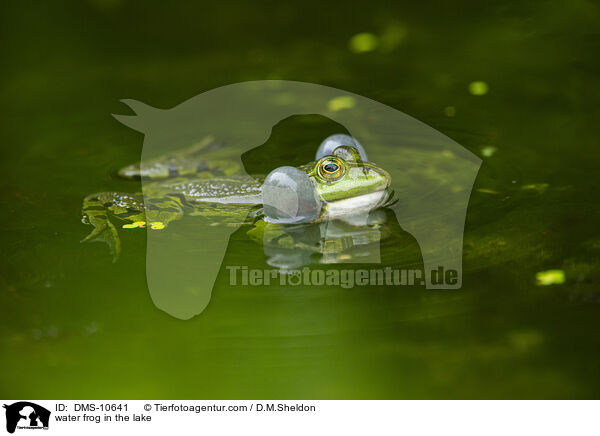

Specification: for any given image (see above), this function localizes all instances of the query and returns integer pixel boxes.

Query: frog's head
[263,143,392,224]
[307,145,391,203]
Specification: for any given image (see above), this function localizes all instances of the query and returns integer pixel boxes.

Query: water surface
[1,0,599,398]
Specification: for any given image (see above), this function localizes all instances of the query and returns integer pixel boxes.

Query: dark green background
[1,0,599,398]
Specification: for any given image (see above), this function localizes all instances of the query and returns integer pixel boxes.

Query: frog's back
[150,175,263,205]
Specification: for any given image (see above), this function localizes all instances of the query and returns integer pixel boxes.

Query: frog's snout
[361,164,391,190]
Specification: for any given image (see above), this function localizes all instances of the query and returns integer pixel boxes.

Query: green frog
[81,135,393,263]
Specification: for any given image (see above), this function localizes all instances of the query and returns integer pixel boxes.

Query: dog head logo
[110,80,480,319]
[3,402,50,433]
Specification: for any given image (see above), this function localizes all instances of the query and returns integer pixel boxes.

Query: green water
[1,0,599,398]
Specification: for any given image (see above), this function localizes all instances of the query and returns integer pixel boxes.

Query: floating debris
[84,322,100,336]
[379,23,407,52]
[584,239,600,250]
[444,106,456,117]
[521,183,549,192]
[274,92,294,105]
[348,32,379,53]
[31,326,59,339]
[46,325,59,338]
[469,81,489,96]
[476,188,499,194]
[508,330,543,351]
[481,146,497,157]
[122,221,146,229]
[536,269,565,286]
[328,96,356,112]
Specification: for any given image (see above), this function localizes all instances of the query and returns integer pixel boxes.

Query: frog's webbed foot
[81,191,185,261]
[81,217,121,262]
[81,192,143,262]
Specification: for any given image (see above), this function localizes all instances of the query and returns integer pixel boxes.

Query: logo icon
[3,402,50,434]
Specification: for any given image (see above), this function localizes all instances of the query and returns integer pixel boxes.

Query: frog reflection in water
[81,134,394,266]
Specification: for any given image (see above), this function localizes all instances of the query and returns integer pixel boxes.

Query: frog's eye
[318,158,345,181]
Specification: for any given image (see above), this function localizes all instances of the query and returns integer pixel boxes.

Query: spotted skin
[81,176,262,261]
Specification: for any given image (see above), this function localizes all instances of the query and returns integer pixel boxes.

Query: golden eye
[318,158,345,181]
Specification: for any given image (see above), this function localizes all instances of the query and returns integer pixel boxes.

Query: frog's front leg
[142,194,185,230]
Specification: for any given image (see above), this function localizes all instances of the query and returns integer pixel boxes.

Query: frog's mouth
[323,189,390,220]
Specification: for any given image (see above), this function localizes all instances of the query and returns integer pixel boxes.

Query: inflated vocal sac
[315,134,368,161]
[262,166,322,224]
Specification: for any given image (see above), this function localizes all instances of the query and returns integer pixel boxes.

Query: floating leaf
[349,32,379,53]
[481,146,497,157]
[469,81,489,96]
[535,269,565,285]
[328,96,356,112]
